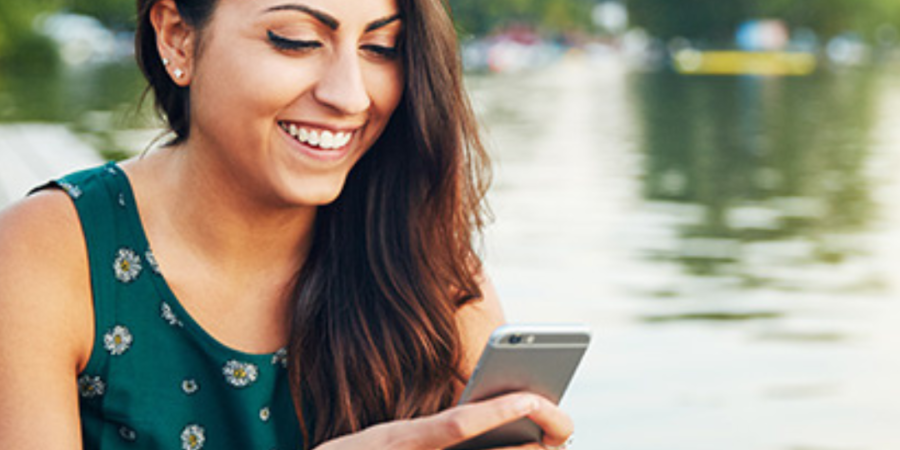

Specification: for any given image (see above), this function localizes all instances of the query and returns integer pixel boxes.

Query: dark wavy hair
[135,0,491,447]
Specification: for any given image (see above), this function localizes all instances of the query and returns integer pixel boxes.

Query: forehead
[213,0,401,24]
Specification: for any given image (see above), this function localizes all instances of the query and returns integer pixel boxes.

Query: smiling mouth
[279,121,354,150]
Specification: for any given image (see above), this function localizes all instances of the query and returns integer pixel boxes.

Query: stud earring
[174,68,184,79]
[162,58,170,66]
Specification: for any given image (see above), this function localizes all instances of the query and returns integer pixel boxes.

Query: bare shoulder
[0,191,93,447]
[0,190,94,367]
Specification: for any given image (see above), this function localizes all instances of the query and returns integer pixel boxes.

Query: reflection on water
[3,58,900,449]
[635,71,879,284]
[0,63,154,158]
[469,59,900,450]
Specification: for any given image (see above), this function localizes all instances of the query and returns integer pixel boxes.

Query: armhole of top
[30,169,118,377]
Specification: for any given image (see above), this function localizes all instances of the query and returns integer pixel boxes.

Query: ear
[150,0,196,87]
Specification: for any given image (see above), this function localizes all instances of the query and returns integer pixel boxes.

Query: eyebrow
[264,4,402,32]
[366,14,402,32]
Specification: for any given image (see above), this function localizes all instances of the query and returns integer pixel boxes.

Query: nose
[313,48,372,116]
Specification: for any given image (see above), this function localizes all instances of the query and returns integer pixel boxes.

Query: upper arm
[455,273,505,383]
[0,192,93,448]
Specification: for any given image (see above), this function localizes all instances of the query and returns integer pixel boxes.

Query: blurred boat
[673,50,817,76]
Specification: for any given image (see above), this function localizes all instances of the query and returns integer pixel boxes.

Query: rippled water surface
[469,60,900,450]
[2,58,900,449]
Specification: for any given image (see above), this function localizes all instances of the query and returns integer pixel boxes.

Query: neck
[129,145,316,280]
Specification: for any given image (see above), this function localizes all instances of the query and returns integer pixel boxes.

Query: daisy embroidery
[222,360,258,388]
[161,302,183,327]
[180,424,205,450]
[119,426,137,442]
[259,407,271,422]
[145,250,161,274]
[182,379,199,395]
[103,325,133,356]
[113,248,142,283]
[271,347,288,368]
[78,374,106,399]
[58,181,82,199]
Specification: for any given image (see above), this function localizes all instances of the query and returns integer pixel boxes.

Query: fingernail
[515,397,538,414]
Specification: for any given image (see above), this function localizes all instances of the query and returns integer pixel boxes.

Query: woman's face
[185,0,404,206]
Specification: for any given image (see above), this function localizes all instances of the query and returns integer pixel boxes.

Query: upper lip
[277,120,364,133]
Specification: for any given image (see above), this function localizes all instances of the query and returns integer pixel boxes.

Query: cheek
[193,55,318,136]
[367,65,404,115]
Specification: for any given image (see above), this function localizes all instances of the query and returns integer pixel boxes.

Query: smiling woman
[0,0,575,449]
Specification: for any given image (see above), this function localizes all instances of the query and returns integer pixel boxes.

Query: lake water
[470,58,900,449]
[2,57,899,449]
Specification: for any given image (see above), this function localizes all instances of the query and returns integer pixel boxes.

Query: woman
[0,0,573,448]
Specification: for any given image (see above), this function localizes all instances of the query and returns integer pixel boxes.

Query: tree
[627,0,900,43]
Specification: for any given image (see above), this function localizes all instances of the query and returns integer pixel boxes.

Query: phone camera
[509,334,523,345]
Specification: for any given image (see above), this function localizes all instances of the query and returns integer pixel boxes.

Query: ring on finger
[544,435,574,450]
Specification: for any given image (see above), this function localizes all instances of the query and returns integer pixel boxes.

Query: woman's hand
[314,392,573,450]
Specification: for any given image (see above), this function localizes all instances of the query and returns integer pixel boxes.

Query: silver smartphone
[449,323,591,450]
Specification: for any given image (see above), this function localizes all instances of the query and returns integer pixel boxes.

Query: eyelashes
[267,30,321,51]
[361,44,398,59]
[266,30,398,59]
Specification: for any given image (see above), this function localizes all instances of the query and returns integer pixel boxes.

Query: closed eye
[361,44,398,59]
[267,30,322,52]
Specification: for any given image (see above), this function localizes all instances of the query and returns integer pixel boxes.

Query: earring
[162,58,170,66]
[174,68,184,79]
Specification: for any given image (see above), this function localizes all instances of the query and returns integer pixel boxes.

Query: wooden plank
[0,124,103,208]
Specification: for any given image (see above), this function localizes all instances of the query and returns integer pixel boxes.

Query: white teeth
[281,122,353,150]
[320,131,335,149]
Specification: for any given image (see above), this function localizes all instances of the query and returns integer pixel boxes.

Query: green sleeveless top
[42,162,303,450]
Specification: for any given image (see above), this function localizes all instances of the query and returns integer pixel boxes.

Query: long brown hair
[134,0,491,447]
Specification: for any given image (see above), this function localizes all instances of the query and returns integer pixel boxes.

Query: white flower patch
[58,181,82,200]
[271,347,288,368]
[78,374,106,398]
[145,250,161,274]
[180,424,205,450]
[259,407,271,422]
[103,325,133,356]
[182,379,199,395]
[113,248,142,283]
[160,302,183,327]
[119,426,137,442]
[222,360,258,388]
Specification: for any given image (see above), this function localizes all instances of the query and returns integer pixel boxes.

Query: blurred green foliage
[449,0,596,36]
[67,0,135,29]
[449,0,900,43]
[0,0,61,68]
[625,0,900,42]
[3,0,900,66]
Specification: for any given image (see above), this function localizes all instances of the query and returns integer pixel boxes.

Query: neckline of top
[104,162,289,363]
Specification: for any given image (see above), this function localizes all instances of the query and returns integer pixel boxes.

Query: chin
[283,177,348,207]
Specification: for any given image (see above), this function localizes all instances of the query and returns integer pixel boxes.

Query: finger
[525,397,574,447]
[411,393,540,449]
[482,444,544,450]
[484,444,544,450]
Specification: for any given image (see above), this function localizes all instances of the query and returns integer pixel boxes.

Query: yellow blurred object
[674,50,817,76]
